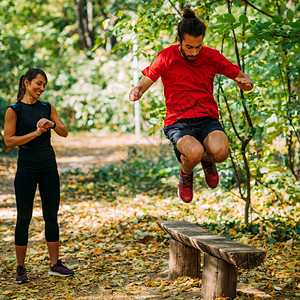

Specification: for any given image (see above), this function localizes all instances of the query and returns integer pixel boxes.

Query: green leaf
[286,9,294,21]
[217,15,227,23]
[239,15,248,24]
[259,31,273,41]
[212,24,225,30]
[235,232,245,238]
[290,21,300,28]
[225,13,236,23]
[231,23,241,30]
[273,15,283,23]
[259,21,272,30]
[246,36,256,44]
[244,24,253,31]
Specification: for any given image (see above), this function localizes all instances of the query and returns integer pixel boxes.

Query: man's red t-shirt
[142,45,240,126]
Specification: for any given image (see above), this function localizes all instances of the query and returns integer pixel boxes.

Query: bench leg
[202,253,237,300]
[168,238,201,280]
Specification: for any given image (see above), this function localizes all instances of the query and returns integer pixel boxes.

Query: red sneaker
[178,170,193,203]
[201,160,219,188]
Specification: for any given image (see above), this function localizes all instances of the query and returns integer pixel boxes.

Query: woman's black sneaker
[16,265,29,284]
[49,259,74,277]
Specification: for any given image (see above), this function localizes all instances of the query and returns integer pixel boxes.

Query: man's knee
[177,135,204,164]
[204,131,229,163]
[185,147,203,164]
[211,148,229,163]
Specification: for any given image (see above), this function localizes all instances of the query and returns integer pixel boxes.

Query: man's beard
[180,44,198,62]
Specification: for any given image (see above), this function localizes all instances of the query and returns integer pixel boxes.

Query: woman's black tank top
[8,100,57,171]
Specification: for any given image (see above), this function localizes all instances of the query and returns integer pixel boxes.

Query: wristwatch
[51,120,56,129]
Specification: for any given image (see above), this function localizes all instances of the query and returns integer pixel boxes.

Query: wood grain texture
[158,220,266,269]
[169,239,201,280]
[202,253,237,300]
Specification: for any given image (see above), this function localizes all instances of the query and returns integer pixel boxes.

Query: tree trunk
[86,0,94,49]
[75,0,94,50]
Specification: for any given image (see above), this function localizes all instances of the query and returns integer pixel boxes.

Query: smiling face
[24,74,47,100]
[179,33,203,62]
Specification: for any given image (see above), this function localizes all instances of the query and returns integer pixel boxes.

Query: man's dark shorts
[163,117,225,163]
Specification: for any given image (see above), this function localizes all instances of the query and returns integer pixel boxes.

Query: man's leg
[200,130,229,188]
[177,135,205,174]
[202,130,229,163]
[176,135,204,203]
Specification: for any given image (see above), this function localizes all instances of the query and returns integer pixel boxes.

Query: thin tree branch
[255,178,283,205]
[229,149,245,199]
[217,37,245,200]
[242,0,273,18]
[217,74,245,199]
[220,85,243,142]
[276,0,281,15]
[227,0,254,132]
[167,0,182,17]
[98,0,108,19]
[219,180,265,219]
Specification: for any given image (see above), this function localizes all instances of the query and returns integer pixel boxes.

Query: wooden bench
[158,220,266,300]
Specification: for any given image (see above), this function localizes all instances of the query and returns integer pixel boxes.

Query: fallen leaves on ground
[0,134,299,299]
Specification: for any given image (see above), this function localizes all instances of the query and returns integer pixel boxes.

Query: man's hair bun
[182,7,196,19]
[178,7,206,40]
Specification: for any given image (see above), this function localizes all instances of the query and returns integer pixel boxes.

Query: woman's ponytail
[17,75,26,101]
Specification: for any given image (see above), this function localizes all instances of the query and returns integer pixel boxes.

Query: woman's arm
[36,104,68,137]
[4,108,47,148]
[49,104,68,137]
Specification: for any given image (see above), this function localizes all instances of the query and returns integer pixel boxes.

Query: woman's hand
[37,118,54,130]
[35,125,48,136]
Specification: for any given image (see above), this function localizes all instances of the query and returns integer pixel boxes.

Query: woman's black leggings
[14,168,60,246]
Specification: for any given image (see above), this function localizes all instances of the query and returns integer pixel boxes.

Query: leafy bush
[61,145,179,201]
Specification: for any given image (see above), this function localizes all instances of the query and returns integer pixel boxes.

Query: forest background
[0,0,299,298]
[0,0,299,223]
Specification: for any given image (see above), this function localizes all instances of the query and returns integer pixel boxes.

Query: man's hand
[129,86,143,102]
[234,71,254,91]
[128,76,154,102]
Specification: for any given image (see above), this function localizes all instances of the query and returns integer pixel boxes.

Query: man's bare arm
[129,76,154,102]
[234,71,254,91]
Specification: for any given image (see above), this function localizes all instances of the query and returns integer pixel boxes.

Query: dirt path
[0,132,164,200]
[52,132,164,172]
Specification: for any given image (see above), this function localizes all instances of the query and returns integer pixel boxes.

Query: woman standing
[4,68,74,284]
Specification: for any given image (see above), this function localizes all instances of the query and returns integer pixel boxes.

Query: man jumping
[129,7,253,203]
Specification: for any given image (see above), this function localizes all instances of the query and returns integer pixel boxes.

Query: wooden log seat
[157,220,266,300]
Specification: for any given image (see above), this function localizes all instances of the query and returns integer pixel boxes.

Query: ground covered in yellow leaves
[0,133,299,299]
